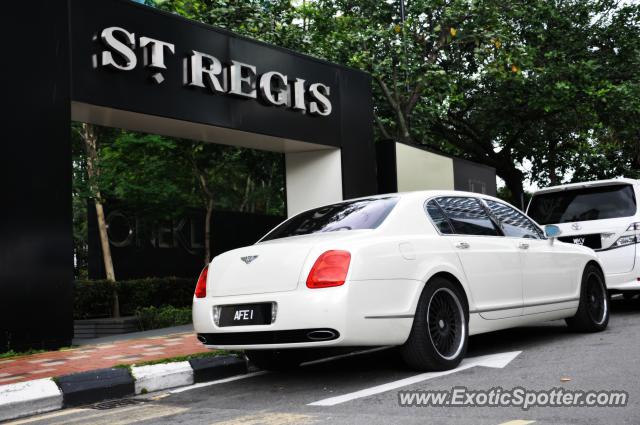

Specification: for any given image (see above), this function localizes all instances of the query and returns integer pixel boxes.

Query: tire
[245,349,303,371]
[400,276,468,371]
[566,264,609,332]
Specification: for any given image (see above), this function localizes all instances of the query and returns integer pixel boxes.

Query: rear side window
[261,197,399,241]
[486,200,543,239]
[432,197,500,236]
[425,200,454,234]
[528,184,637,225]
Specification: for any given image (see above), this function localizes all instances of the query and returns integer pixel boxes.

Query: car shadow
[290,297,640,375]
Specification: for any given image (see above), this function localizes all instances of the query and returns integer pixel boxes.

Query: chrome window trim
[469,297,580,314]
[481,198,546,240]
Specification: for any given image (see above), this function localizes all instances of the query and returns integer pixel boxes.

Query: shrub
[74,280,115,319]
[135,306,193,331]
[74,277,195,319]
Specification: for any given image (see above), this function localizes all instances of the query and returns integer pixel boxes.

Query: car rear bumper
[192,279,422,350]
[197,328,340,346]
[605,272,640,292]
[600,247,640,292]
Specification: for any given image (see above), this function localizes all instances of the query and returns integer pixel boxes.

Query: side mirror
[544,224,562,239]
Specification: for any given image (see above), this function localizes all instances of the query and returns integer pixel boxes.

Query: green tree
[99,131,284,264]
[73,123,121,317]
[146,0,640,206]
[296,0,640,204]
[142,0,640,207]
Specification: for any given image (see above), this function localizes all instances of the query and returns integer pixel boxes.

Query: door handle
[455,242,470,249]
[518,242,530,250]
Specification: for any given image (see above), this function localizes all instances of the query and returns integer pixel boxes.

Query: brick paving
[0,332,208,385]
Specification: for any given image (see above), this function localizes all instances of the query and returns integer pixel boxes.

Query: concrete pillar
[285,149,343,217]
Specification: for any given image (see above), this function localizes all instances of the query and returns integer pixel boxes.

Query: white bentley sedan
[193,191,609,371]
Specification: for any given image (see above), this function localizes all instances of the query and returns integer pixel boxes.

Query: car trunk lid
[208,231,369,296]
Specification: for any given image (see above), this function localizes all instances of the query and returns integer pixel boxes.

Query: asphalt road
[12,297,640,425]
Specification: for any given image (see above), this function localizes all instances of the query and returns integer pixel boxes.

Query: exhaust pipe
[197,335,207,343]
[307,330,337,341]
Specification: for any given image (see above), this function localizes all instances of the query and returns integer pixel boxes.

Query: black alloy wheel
[401,276,468,371]
[566,264,609,332]
[427,288,465,360]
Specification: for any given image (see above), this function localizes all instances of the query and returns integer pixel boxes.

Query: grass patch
[58,346,79,352]
[0,349,47,359]
[113,363,133,371]
[0,345,79,360]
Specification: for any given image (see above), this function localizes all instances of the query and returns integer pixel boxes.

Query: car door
[429,196,523,319]
[484,200,576,314]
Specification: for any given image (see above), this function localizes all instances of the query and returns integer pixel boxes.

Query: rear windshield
[528,184,636,225]
[261,197,399,242]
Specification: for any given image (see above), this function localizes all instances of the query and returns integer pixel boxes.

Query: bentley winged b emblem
[241,255,259,264]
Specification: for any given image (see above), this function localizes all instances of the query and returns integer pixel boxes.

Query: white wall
[285,149,343,217]
[395,143,455,191]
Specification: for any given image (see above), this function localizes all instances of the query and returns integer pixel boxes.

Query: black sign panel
[67,0,372,148]
[88,207,285,280]
[1,0,377,353]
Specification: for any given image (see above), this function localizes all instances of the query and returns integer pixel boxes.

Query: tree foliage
[148,0,640,205]
[295,0,640,205]
[72,0,640,272]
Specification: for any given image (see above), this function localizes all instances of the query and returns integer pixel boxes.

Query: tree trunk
[192,161,215,266]
[548,141,558,186]
[502,173,526,211]
[240,175,251,212]
[204,198,214,265]
[94,201,119,317]
[81,123,119,318]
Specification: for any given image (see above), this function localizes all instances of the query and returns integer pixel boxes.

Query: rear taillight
[613,235,638,248]
[194,265,209,298]
[306,250,351,289]
[628,222,640,231]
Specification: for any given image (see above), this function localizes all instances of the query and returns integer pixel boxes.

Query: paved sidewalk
[0,327,209,385]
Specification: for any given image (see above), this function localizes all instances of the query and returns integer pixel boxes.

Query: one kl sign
[94,26,333,117]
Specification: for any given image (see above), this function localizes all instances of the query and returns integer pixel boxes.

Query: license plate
[218,303,272,327]
[559,234,601,249]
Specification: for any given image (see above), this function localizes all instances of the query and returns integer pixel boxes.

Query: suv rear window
[261,197,399,241]
[528,184,637,225]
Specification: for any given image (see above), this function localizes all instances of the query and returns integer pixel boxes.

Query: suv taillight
[306,250,351,289]
[194,265,209,298]
[628,222,640,231]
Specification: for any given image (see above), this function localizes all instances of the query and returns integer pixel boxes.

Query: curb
[0,355,247,422]
[0,378,62,422]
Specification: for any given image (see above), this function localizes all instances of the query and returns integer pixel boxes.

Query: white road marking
[169,371,269,394]
[39,404,188,425]
[211,412,316,425]
[169,347,393,395]
[497,421,536,425]
[308,351,522,406]
[93,405,189,425]
[5,408,91,425]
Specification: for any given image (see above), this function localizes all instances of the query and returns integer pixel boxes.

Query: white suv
[528,178,640,297]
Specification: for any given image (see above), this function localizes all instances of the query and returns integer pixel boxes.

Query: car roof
[531,178,638,195]
[286,191,518,220]
[350,190,508,205]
